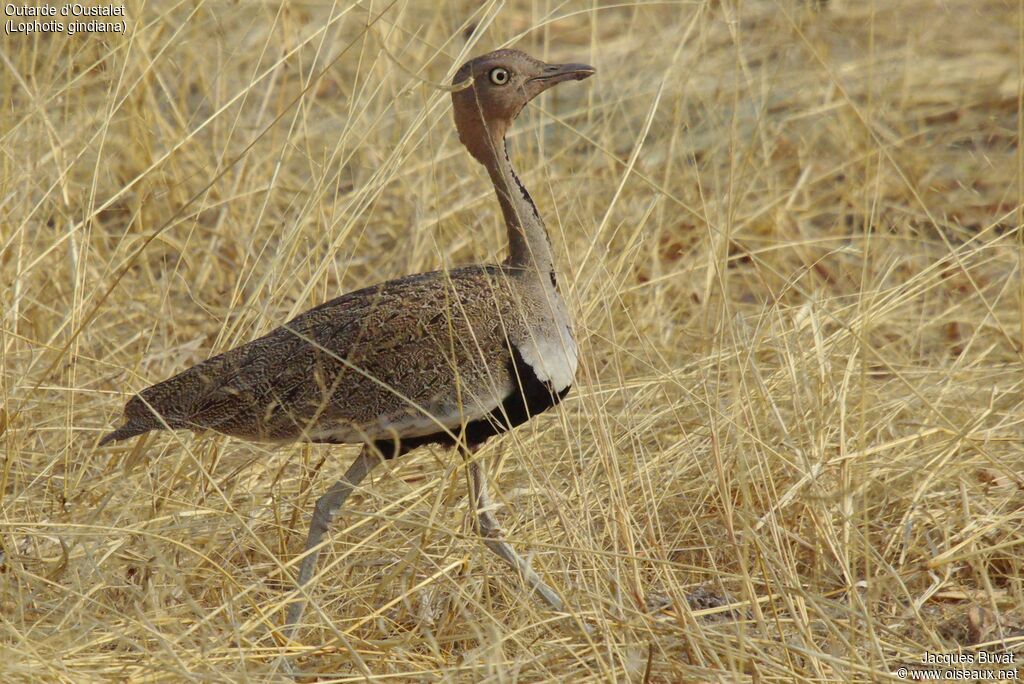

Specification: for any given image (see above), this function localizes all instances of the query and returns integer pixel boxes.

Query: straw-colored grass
[3,0,1023,680]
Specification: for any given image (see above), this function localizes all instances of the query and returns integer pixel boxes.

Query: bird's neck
[481,136,556,280]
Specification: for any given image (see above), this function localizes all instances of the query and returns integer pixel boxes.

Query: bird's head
[451,49,594,163]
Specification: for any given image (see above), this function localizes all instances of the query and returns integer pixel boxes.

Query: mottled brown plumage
[101,265,565,448]
[100,48,595,639]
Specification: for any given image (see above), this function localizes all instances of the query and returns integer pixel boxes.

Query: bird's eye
[489,67,510,85]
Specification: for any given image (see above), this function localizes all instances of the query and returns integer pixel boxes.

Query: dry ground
[2,0,1024,681]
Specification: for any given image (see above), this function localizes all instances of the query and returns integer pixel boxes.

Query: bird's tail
[98,422,151,446]
[98,395,160,446]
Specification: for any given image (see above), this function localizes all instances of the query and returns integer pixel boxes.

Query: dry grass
[3,0,1024,681]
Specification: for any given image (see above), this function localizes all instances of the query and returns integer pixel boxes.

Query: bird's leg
[467,455,564,611]
[284,445,380,637]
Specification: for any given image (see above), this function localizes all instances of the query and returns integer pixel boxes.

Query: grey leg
[468,458,564,611]
[284,445,379,637]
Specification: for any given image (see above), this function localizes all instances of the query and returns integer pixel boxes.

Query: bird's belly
[305,391,503,446]
[303,334,574,453]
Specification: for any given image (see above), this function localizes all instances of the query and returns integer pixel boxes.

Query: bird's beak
[529,62,596,91]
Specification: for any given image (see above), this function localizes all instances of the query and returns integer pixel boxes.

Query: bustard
[100,49,593,633]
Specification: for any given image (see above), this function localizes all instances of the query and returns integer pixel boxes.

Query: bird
[99,48,594,635]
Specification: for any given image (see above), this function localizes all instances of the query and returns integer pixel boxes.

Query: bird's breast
[512,321,577,394]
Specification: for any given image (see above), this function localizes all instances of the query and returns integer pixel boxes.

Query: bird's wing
[110,266,523,444]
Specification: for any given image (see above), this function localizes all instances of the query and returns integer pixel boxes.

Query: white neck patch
[513,323,578,392]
